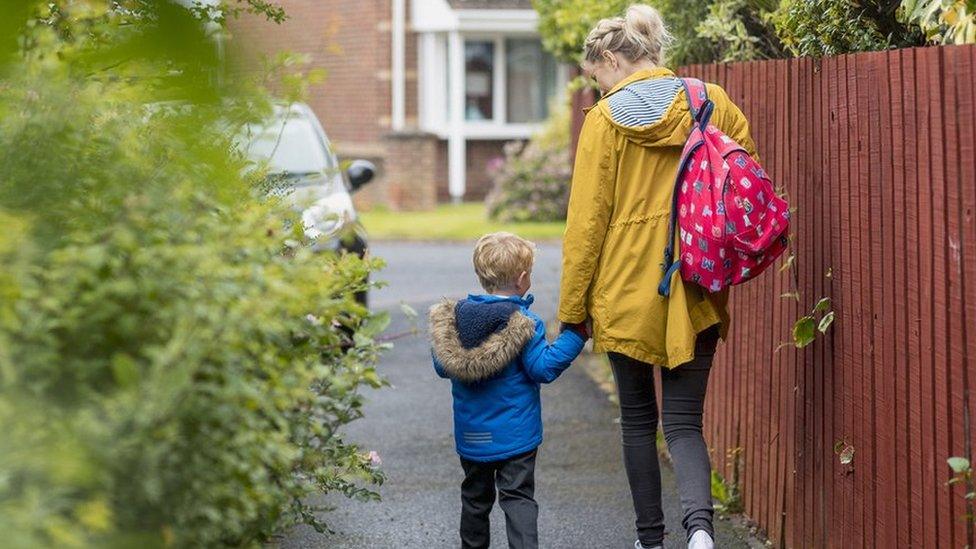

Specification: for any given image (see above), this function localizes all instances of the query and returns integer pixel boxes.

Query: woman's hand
[559,320,592,340]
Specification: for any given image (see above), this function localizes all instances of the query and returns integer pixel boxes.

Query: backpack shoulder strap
[680,78,708,119]
[658,78,712,299]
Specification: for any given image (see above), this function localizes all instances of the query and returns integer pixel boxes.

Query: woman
[557,5,758,549]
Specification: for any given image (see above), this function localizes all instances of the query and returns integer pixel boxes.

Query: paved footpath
[279,241,760,549]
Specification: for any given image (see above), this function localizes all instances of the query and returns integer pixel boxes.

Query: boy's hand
[559,321,591,340]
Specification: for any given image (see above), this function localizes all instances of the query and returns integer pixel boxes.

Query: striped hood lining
[606,77,683,128]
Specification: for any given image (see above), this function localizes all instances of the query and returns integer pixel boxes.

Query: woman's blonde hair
[583,4,671,67]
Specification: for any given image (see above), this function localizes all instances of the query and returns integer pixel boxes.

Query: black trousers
[608,326,719,547]
[459,449,538,549]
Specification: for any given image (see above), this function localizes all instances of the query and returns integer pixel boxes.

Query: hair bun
[583,4,670,66]
[624,4,671,58]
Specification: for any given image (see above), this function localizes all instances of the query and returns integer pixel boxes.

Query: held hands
[559,320,591,340]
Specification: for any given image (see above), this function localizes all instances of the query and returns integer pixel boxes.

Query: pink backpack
[658,78,790,297]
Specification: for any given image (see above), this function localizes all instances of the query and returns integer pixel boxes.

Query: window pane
[464,41,494,121]
[505,38,557,123]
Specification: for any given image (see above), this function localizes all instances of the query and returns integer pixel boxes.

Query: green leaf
[948,457,971,474]
[793,316,816,348]
[818,311,835,333]
[710,470,729,504]
[359,311,391,338]
[111,353,140,388]
[399,302,417,319]
[813,297,832,313]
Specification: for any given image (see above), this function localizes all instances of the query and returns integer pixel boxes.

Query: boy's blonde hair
[472,232,536,293]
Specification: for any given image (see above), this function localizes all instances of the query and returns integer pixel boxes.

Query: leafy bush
[652,0,722,66]
[533,0,717,66]
[768,0,919,57]
[0,2,385,547]
[486,101,572,223]
[899,0,976,44]
[534,0,922,67]
[533,0,631,62]
[696,0,784,62]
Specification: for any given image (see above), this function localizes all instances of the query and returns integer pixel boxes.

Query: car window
[243,115,337,175]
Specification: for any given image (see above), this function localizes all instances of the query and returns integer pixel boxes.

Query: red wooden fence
[677,45,976,548]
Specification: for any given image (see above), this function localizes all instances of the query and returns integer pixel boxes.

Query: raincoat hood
[428,295,536,383]
[597,68,696,148]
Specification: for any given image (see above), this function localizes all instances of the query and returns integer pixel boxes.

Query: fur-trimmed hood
[428,296,536,383]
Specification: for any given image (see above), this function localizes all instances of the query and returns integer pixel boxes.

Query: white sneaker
[688,529,714,549]
[635,540,662,549]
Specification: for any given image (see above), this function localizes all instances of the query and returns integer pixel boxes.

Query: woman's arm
[558,111,617,324]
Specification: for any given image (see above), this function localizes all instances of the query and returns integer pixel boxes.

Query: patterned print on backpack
[658,78,791,297]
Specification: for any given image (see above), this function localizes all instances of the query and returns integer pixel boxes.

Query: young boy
[428,232,589,549]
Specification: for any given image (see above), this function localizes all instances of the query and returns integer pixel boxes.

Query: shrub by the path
[0,3,385,547]
[486,102,572,223]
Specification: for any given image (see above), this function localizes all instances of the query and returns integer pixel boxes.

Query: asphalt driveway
[279,241,759,549]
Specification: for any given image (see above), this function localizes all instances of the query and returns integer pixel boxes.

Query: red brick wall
[228,0,415,152]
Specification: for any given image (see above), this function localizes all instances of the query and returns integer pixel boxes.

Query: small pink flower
[367,450,382,466]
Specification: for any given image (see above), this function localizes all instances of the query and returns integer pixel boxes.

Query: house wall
[229,0,422,150]
[229,2,530,210]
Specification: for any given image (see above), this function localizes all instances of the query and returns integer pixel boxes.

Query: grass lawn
[359,202,566,241]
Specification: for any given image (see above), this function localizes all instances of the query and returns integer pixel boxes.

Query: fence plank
[924,45,954,549]
[836,53,855,549]
[848,50,873,546]
[950,48,976,547]
[943,44,963,547]
[772,58,788,548]
[823,54,841,549]
[963,46,976,549]
[785,57,801,549]
[759,58,773,534]
[888,47,912,549]
[811,56,826,549]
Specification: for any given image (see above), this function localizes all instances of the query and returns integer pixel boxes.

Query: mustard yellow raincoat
[558,68,757,368]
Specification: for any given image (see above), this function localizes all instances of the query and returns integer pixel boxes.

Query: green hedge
[535,0,927,66]
[0,3,385,547]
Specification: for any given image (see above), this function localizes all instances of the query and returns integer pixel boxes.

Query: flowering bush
[486,102,572,223]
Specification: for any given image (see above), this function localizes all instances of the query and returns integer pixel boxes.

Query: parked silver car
[241,103,375,303]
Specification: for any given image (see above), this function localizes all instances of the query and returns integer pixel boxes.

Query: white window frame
[414,13,569,201]
[419,31,567,139]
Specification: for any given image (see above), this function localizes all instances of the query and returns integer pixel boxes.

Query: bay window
[419,33,565,135]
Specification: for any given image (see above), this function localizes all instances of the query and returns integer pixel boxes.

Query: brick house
[230,0,568,210]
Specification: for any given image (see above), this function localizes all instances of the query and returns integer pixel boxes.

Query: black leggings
[608,326,719,547]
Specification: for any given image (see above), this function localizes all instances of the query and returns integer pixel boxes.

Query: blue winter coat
[428,294,585,462]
